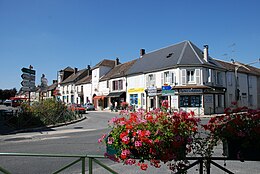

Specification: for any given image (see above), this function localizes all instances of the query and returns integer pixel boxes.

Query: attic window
[166,53,173,58]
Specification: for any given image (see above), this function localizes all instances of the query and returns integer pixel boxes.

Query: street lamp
[232,58,260,103]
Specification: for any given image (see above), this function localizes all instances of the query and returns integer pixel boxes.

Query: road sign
[21,86,31,92]
[162,85,175,96]
[21,67,36,75]
[21,73,35,81]
[162,90,175,96]
[21,80,35,88]
[162,85,171,90]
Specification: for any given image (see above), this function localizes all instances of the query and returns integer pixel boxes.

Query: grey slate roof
[75,75,92,85]
[100,59,137,81]
[126,41,223,75]
[216,59,260,76]
[91,59,117,70]
[60,69,89,84]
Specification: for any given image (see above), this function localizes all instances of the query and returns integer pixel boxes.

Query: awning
[93,95,106,100]
[106,92,125,97]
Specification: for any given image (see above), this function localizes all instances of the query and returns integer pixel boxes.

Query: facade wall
[126,74,145,109]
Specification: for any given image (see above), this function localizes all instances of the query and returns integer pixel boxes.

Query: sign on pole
[21,67,36,75]
[21,66,36,92]
[162,85,175,96]
[21,73,35,81]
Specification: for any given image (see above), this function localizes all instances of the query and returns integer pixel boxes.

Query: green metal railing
[0,153,118,174]
[0,153,242,174]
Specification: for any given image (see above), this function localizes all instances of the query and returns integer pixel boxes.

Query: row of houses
[29,41,260,115]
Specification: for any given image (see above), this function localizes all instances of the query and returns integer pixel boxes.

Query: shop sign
[179,89,202,93]
[128,88,144,93]
[148,87,157,96]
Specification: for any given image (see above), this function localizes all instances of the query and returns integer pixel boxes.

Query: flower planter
[223,139,260,161]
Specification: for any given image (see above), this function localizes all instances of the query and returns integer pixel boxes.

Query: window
[112,80,123,91]
[181,69,200,85]
[161,71,175,85]
[180,95,201,107]
[215,94,224,107]
[228,73,232,86]
[146,74,155,87]
[130,94,138,105]
[216,71,223,85]
[187,70,195,83]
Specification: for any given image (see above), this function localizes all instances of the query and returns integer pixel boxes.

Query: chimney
[87,65,91,75]
[115,57,120,66]
[74,67,78,74]
[140,49,145,57]
[203,45,209,62]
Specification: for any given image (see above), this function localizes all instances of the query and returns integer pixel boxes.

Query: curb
[1,115,87,135]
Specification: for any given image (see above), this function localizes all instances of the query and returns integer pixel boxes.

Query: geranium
[203,104,260,160]
[99,106,200,172]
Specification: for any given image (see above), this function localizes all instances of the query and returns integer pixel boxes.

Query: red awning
[93,95,106,100]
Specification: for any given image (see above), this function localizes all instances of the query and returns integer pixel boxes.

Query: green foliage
[7,99,76,129]
[0,88,17,100]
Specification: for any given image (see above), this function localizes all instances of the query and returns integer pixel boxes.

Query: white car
[84,103,95,111]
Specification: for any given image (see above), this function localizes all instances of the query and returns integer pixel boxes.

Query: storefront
[93,95,107,110]
[106,91,126,109]
[173,86,226,115]
[127,88,145,110]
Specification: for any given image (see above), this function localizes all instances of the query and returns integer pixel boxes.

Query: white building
[56,41,260,115]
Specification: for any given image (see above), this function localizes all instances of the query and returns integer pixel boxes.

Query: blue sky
[0,0,260,90]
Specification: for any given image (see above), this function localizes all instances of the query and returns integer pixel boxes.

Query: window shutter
[161,73,164,85]
[195,69,200,84]
[146,75,149,87]
[208,69,212,83]
[181,69,186,85]
[169,72,173,85]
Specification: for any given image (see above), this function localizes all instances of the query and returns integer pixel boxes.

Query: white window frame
[187,69,195,84]
[147,74,156,87]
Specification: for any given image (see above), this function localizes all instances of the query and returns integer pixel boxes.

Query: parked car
[3,100,12,107]
[68,104,86,114]
[84,103,95,111]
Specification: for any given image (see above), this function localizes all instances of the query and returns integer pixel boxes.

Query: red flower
[139,163,148,170]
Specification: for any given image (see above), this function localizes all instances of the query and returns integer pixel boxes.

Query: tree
[0,88,17,100]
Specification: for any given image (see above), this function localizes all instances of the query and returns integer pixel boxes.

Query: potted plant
[203,104,260,161]
[99,100,200,172]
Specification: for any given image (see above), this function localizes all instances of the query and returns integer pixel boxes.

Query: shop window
[130,94,138,105]
[180,95,201,107]
[215,94,224,107]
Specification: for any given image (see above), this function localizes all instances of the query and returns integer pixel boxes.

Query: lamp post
[232,58,260,104]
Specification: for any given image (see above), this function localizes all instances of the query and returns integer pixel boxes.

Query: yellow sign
[128,88,144,93]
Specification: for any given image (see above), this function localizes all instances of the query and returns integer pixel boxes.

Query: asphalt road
[0,111,260,174]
